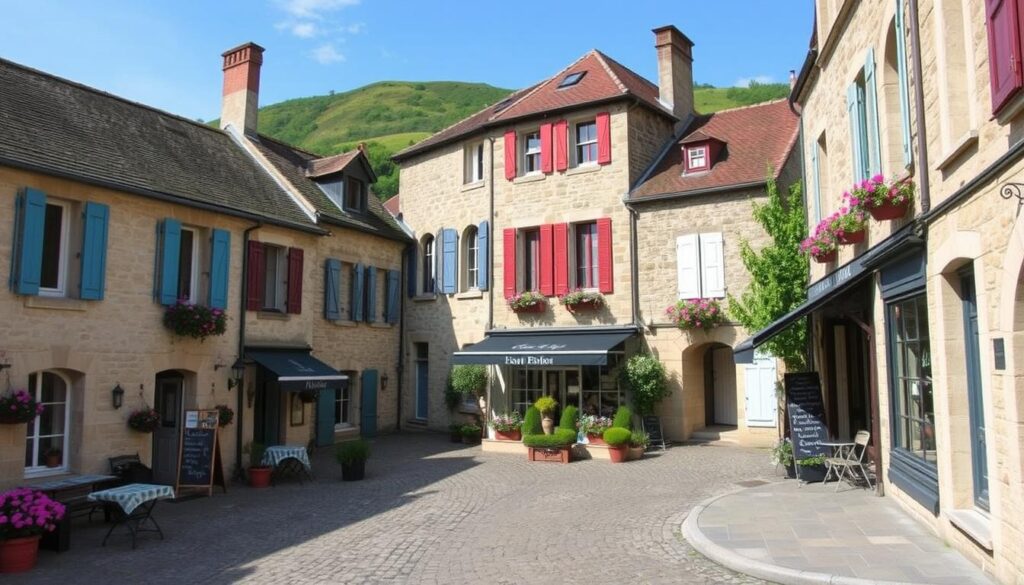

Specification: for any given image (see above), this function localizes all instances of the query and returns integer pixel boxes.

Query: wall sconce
[380,373,389,391]
[228,357,246,390]
[111,384,124,409]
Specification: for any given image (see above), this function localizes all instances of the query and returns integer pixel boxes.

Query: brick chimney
[652,25,695,120]
[220,42,265,136]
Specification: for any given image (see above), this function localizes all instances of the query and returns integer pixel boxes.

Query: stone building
[738,0,1024,581]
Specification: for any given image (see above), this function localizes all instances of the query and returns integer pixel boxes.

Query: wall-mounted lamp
[380,373,389,391]
[111,384,124,409]
[228,357,246,390]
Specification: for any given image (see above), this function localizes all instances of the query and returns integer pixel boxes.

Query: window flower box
[801,220,839,262]
[823,206,868,246]
[163,302,227,342]
[0,390,43,425]
[507,291,546,313]
[558,290,605,313]
[667,298,726,331]
[850,175,914,221]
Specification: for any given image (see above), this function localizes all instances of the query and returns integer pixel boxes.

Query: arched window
[462,226,479,291]
[422,234,436,293]
[25,370,71,474]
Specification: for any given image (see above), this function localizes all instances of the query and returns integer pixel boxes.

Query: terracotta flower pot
[45,453,61,468]
[541,416,555,435]
[586,433,606,446]
[868,201,910,220]
[608,446,628,463]
[813,250,837,263]
[0,535,41,574]
[628,446,644,461]
[494,429,521,441]
[837,229,865,245]
[248,466,272,488]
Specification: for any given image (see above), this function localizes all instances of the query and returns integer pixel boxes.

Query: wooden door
[713,347,737,426]
[152,374,183,485]
[744,354,778,427]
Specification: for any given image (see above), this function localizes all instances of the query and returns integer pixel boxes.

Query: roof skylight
[557,71,586,89]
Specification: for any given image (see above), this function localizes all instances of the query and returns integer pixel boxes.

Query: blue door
[415,343,428,420]
[961,268,989,510]
[316,387,337,447]
[361,370,378,437]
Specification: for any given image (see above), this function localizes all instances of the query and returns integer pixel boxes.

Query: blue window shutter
[365,265,377,323]
[11,188,47,295]
[847,84,866,182]
[350,263,364,321]
[434,227,444,292]
[208,228,230,309]
[811,145,822,223]
[324,258,342,321]
[157,219,181,305]
[864,48,881,177]
[79,202,110,300]
[442,228,457,293]
[477,220,489,291]
[895,0,913,167]
[406,246,417,298]
[386,269,400,324]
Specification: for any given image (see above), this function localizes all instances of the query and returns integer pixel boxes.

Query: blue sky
[0,0,813,121]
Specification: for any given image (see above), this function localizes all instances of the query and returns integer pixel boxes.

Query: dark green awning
[451,327,634,366]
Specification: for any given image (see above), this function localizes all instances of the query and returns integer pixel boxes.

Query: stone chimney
[653,25,695,120]
[220,42,265,136]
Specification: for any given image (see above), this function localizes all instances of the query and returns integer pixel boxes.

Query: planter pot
[785,462,796,479]
[608,446,628,463]
[461,434,480,445]
[796,463,827,483]
[868,201,910,220]
[0,414,31,425]
[586,433,606,446]
[628,446,644,461]
[45,453,61,468]
[837,229,865,245]
[494,429,522,441]
[541,416,555,435]
[527,446,571,464]
[0,535,41,574]
[812,250,837,263]
[341,460,366,481]
[512,303,545,314]
[566,299,602,313]
[248,466,272,488]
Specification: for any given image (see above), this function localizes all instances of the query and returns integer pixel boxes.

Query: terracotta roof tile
[382,194,400,216]
[306,150,360,178]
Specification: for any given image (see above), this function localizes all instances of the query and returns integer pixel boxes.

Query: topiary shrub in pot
[522,406,542,436]
[611,406,633,430]
[534,396,558,435]
[559,405,578,433]
[336,439,370,481]
[603,427,632,463]
[523,428,576,464]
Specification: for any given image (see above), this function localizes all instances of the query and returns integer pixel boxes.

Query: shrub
[335,439,371,466]
[450,365,487,396]
[245,442,267,469]
[443,376,462,411]
[622,355,669,416]
[522,406,542,435]
[796,454,826,467]
[523,427,576,448]
[559,405,578,430]
[630,430,650,448]
[489,411,522,432]
[612,406,633,430]
[602,426,632,447]
[460,424,482,438]
[770,439,793,466]
[534,396,558,415]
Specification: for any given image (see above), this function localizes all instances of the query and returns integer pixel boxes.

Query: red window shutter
[246,240,264,311]
[596,112,612,165]
[986,0,1023,112]
[503,130,517,180]
[553,223,569,295]
[503,228,517,298]
[597,218,613,293]
[540,123,553,174]
[539,224,554,296]
[286,247,304,314]
[554,120,569,171]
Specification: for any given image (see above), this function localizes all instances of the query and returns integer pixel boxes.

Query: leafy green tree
[728,175,808,371]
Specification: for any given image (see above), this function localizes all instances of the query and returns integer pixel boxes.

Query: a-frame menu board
[176,409,227,496]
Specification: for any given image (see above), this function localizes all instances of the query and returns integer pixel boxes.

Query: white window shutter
[699,232,725,298]
[676,234,701,299]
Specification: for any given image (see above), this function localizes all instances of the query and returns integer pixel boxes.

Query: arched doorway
[703,343,737,427]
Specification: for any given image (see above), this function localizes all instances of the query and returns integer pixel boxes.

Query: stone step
[689,425,742,445]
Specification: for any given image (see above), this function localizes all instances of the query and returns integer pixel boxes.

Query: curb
[681,488,926,585]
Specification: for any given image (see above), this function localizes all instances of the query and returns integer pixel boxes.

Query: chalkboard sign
[176,409,225,496]
[642,415,667,450]
[785,373,829,481]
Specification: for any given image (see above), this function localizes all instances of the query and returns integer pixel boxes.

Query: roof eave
[626,179,768,205]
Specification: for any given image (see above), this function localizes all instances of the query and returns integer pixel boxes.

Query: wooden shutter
[596,112,611,165]
[895,0,913,167]
[847,84,866,182]
[553,223,569,296]
[246,240,264,311]
[539,224,554,296]
[503,130,517,180]
[157,218,182,306]
[406,245,418,298]
[699,232,725,298]
[434,227,444,293]
[11,188,46,296]
[365,265,377,323]
[596,217,613,293]
[554,120,569,171]
[986,0,1023,112]
[324,258,342,321]
[386,269,400,324]
[207,229,230,309]
[79,201,110,301]
[350,262,364,321]
[503,228,517,298]
[864,48,882,176]
[442,228,457,294]
[676,234,701,299]
[540,123,553,174]
[286,247,304,314]
[477,220,489,291]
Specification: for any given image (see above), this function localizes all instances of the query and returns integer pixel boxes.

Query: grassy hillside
[695,82,790,113]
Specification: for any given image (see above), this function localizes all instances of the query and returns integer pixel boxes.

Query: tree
[728,174,808,371]
[621,354,669,416]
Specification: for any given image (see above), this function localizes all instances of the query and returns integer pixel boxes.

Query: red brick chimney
[653,25,695,120]
[220,42,265,136]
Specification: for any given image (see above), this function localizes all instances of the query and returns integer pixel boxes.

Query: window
[263,245,288,311]
[319,177,344,210]
[934,0,975,151]
[422,235,436,293]
[463,226,479,291]
[581,365,621,417]
[464,142,484,184]
[523,131,542,174]
[522,229,541,291]
[558,71,586,88]
[39,201,69,297]
[512,369,544,415]
[344,177,366,212]
[676,232,725,299]
[574,222,599,289]
[812,133,829,223]
[334,382,351,428]
[889,294,935,465]
[575,121,598,165]
[176,228,198,303]
[25,371,70,474]
[686,146,708,171]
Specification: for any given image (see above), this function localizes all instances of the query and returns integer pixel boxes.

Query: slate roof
[629,99,799,200]
[0,57,319,231]
[393,50,674,162]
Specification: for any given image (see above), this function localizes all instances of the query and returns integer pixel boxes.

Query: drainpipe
[235,222,261,481]
[487,136,496,331]
[396,244,408,429]
[626,202,641,330]
[907,0,932,212]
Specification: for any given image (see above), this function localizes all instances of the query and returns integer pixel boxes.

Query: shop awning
[451,327,635,366]
[246,349,348,392]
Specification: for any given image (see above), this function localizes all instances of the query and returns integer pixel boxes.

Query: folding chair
[824,430,872,491]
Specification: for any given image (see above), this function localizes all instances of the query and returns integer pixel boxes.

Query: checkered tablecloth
[31,474,117,492]
[88,483,175,515]
[262,445,312,470]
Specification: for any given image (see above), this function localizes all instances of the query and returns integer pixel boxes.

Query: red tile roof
[393,50,673,162]
[305,150,364,179]
[629,99,799,200]
[383,194,400,217]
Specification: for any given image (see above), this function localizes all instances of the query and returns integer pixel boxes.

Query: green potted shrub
[602,427,632,463]
[628,430,649,461]
[795,454,827,482]
[450,365,487,404]
[335,439,370,481]
[523,428,576,464]
[460,424,482,445]
[534,396,558,435]
[771,439,795,478]
[244,442,271,488]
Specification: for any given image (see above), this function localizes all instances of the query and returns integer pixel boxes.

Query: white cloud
[276,0,360,19]
[312,44,345,64]
[734,75,775,88]
[345,22,365,34]
[275,20,319,38]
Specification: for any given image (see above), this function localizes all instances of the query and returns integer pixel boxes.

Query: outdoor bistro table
[262,445,312,470]
[821,440,856,484]
[88,483,175,549]
[28,474,120,553]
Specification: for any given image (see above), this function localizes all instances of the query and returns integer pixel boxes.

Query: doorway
[827,321,871,440]
[704,344,737,426]
[253,368,281,447]
[744,354,777,427]
[152,372,184,485]
[960,267,989,510]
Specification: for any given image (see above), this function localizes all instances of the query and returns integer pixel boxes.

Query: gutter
[789,47,818,107]
[907,0,932,212]
[236,222,262,481]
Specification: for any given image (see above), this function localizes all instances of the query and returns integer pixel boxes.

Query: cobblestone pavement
[13,434,778,585]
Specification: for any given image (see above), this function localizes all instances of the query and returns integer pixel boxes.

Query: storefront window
[889,294,935,465]
[581,365,620,417]
[512,369,544,415]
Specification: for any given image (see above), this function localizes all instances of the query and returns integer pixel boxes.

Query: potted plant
[244,442,271,488]
[127,408,160,433]
[507,291,546,313]
[447,424,463,443]
[534,396,558,435]
[522,429,576,463]
[795,454,828,482]
[800,221,839,263]
[162,301,227,341]
[450,365,487,405]
[602,427,632,463]
[770,438,795,478]
[335,439,370,481]
[0,390,43,425]
[579,414,613,445]
[489,412,523,441]
[825,206,869,245]
[853,174,915,220]
[215,404,234,427]
[628,430,649,461]
[622,354,670,419]
[558,289,605,313]
[667,298,726,331]
[460,424,482,445]
[44,447,62,468]
[0,488,65,573]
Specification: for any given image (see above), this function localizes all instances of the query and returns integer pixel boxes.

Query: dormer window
[344,177,367,212]
[686,145,708,172]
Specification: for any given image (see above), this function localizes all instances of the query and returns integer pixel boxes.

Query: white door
[744,354,778,427]
[713,347,738,426]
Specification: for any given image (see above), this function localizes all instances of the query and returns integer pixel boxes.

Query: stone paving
[12,434,773,585]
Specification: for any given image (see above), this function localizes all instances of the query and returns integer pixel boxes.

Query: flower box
[528,446,571,464]
[512,302,545,314]
[868,201,910,220]
[667,298,726,331]
[813,251,837,263]
[494,430,522,441]
[559,290,605,313]
[837,229,865,245]
[566,299,602,313]
[507,291,547,314]
[0,390,43,425]
[163,302,227,342]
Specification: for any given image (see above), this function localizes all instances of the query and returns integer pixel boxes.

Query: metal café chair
[824,430,872,491]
